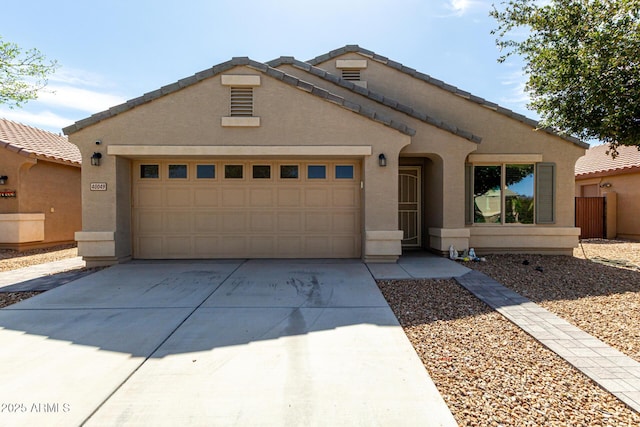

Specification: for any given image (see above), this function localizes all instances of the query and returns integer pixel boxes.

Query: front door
[398,166,421,248]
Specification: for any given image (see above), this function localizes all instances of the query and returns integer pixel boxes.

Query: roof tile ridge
[272,56,481,143]
[64,57,415,137]
[307,45,586,148]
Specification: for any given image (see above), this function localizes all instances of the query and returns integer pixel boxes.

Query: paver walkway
[456,270,640,413]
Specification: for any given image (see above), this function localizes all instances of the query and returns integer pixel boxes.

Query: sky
[1,0,533,135]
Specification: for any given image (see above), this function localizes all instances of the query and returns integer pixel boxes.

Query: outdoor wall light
[378,153,387,167]
[91,152,103,166]
[0,176,7,185]
[599,182,612,188]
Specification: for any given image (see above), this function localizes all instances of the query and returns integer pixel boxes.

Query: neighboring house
[575,144,640,240]
[0,119,82,249]
[63,45,587,267]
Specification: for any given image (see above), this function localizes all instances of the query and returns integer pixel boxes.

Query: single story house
[576,144,640,241]
[64,45,588,267]
[0,118,82,250]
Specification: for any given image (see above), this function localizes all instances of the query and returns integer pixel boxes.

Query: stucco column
[363,145,405,262]
[428,151,471,253]
[75,143,120,267]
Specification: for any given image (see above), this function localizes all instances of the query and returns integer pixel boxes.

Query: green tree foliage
[0,36,58,108]
[491,0,640,155]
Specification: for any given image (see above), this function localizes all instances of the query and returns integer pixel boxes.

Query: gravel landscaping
[0,244,77,272]
[379,278,640,426]
[378,238,640,425]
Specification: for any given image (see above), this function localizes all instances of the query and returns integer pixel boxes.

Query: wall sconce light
[599,182,612,188]
[0,175,7,185]
[91,152,102,166]
[378,153,387,167]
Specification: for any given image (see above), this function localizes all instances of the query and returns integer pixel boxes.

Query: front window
[505,165,534,224]
[473,164,534,224]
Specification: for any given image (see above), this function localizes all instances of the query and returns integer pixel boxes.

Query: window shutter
[536,162,555,224]
[465,164,473,224]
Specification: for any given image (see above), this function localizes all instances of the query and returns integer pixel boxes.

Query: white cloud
[50,67,115,88]
[0,108,76,132]
[0,66,129,132]
[499,70,532,114]
[446,0,490,16]
[37,85,127,113]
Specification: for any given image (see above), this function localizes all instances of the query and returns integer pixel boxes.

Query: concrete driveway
[0,260,456,426]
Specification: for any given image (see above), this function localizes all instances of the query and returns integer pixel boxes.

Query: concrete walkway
[0,259,457,427]
[0,257,86,290]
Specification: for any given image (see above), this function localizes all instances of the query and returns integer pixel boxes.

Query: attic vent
[230,87,253,117]
[341,69,361,81]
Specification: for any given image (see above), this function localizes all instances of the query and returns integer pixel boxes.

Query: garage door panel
[133,160,360,259]
[305,188,329,207]
[332,236,359,257]
[137,187,163,208]
[165,237,192,256]
[249,236,275,256]
[277,237,303,256]
[277,212,302,232]
[222,188,246,207]
[278,188,301,207]
[194,236,221,257]
[250,212,274,232]
[221,236,248,255]
[194,213,219,232]
[333,187,359,207]
[305,212,331,232]
[249,188,275,207]
[164,212,192,233]
[194,188,218,207]
[221,212,247,232]
[138,211,163,233]
[333,212,359,233]
[305,236,331,257]
[166,188,192,207]
[137,236,163,258]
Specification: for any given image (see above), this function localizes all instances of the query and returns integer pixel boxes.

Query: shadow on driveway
[0,260,456,426]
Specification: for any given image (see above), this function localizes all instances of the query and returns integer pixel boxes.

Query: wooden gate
[575,197,605,239]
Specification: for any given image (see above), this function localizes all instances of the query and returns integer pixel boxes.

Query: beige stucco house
[576,144,640,241]
[63,45,588,267]
[0,119,82,249]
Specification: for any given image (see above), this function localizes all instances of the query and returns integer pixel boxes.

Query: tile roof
[267,56,481,143]
[575,144,640,177]
[0,118,81,166]
[307,45,589,149]
[63,58,415,137]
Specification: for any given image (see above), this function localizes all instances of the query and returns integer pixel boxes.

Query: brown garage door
[132,160,361,258]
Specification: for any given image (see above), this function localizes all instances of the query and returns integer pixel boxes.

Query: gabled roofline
[267,56,481,144]
[308,45,588,149]
[63,57,415,137]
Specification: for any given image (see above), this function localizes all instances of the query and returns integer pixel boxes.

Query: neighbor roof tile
[0,119,81,166]
[575,144,640,177]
